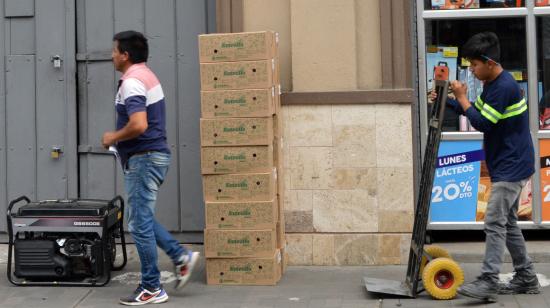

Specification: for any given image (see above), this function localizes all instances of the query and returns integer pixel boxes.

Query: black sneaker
[119,285,168,306]
[457,274,498,302]
[499,272,540,295]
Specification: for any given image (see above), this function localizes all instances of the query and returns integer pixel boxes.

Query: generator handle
[108,195,128,271]
[7,196,31,218]
[108,195,124,212]
[6,195,30,286]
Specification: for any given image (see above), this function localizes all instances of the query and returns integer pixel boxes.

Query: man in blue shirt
[102,31,199,305]
[434,32,539,302]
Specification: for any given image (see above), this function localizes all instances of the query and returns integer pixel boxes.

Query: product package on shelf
[427,46,458,90]
[431,0,480,9]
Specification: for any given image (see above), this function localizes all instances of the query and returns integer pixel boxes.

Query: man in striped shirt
[102,30,199,306]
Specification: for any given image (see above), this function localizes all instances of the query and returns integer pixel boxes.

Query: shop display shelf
[423,8,527,20]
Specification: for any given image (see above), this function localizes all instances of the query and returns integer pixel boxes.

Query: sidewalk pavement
[1,244,550,308]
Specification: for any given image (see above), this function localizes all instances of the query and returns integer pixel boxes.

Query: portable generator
[6,196,128,286]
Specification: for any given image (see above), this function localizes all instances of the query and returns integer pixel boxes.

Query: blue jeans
[124,151,189,289]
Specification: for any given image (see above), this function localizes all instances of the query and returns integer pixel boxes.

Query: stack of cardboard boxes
[198,31,286,286]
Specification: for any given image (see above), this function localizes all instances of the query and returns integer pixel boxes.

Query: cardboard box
[200,60,277,90]
[204,229,277,258]
[280,247,288,274]
[205,199,278,230]
[273,113,283,138]
[201,145,274,174]
[202,169,277,202]
[201,88,277,118]
[275,85,282,115]
[277,192,285,223]
[199,31,278,63]
[206,250,282,285]
[274,137,285,197]
[276,221,286,249]
[200,117,274,147]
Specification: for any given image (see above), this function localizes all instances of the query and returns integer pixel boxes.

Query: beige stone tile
[333,143,376,168]
[331,168,377,195]
[285,190,313,211]
[333,124,376,146]
[378,210,414,233]
[284,210,314,232]
[378,234,402,265]
[312,190,377,232]
[334,234,378,265]
[291,0,357,91]
[375,104,412,167]
[312,234,335,265]
[400,233,412,265]
[287,105,332,147]
[282,165,291,196]
[377,167,414,211]
[289,146,332,189]
[332,105,376,125]
[332,106,377,168]
[286,233,313,265]
[281,107,291,168]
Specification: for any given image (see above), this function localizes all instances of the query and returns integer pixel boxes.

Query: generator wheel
[420,245,451,274]
[422,257,464,300]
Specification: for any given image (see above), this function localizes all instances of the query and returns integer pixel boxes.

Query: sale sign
[540,140,550,221]
[430,140,534,223]
[430,141,484,222]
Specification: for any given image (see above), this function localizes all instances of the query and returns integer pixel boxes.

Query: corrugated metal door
[0,0,78,231]
[76,0,215,234]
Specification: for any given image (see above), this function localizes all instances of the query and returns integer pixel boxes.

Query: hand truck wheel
[422,257,464,300]
[420,245,451,275]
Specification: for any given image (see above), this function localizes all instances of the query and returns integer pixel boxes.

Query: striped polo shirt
[115,63,170,166]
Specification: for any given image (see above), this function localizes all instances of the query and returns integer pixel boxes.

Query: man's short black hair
[461,32,500,63]
[113,30,148,64]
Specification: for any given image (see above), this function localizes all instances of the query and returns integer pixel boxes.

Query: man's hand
[428,90,437,104]
[102,131,117,149]
[450,80,468,100]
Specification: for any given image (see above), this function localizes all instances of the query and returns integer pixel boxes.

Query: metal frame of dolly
[364,80,461,298]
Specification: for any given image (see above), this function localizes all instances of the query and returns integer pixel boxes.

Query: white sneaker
[174,251,200,290]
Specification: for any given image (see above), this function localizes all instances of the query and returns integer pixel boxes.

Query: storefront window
[537,17,550,129]
[425,0,525,10]
[425,18,527,132]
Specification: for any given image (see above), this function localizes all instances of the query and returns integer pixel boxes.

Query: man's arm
[446,98,466,115]
[102,111,147,148]
[451,80,503,133]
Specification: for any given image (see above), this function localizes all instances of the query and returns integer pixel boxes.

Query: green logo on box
[223,126,246,133]
[226,180,248,188]
[224,69,245,76]
[224,153,246,161]
[229,209,251,216]
[228,238,250,245]
[229,264,252,272]
[221,40,244,49]
[224,97,246,105]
